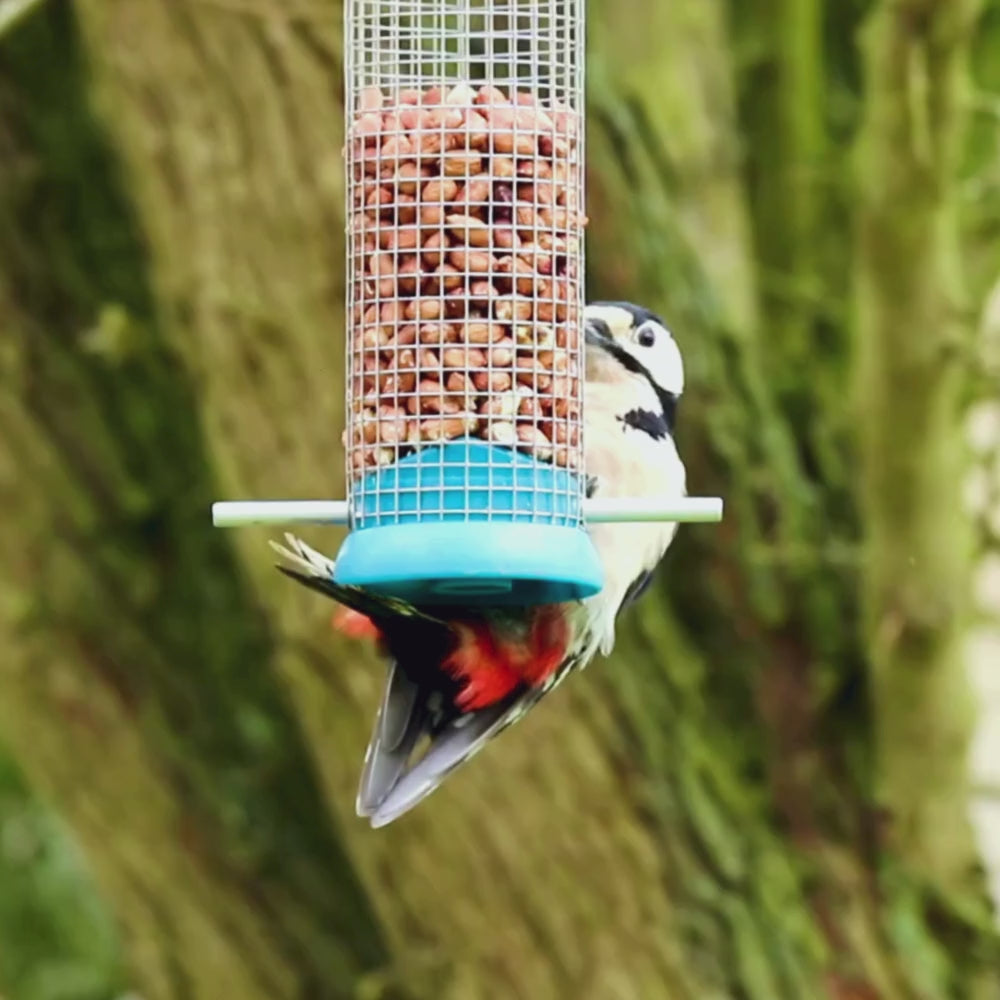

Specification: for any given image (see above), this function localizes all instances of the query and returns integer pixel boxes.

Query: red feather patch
[332,604,571,713]
[442,607,570,711]
[332,607,384,643]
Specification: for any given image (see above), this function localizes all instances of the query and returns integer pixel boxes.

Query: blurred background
[2,0,1000,998]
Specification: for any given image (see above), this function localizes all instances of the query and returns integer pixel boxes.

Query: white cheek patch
[650,332,684,397]
[654,337,684,396]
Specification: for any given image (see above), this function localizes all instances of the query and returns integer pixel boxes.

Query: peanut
[419,414,479,441]
[489,337,516,367]
[496,256,540,296]
[516,159,553,179]
[479,388,529,419]
[393,160,422,195]
[492,156,516,178]
[517,243,554,275]
[376,405,410,445]
[463,110,490,149]
[454,176,491,211]
[516,424,554,462]
[472,370,513,393]
[494,228,518,251]
[554,447,578,469]
[346,82,586,477]
[444,288,471,319]
[397,255,421,295]
[414,131,447,159]
[418,348,441,370]
[444,82,477,106]
[399,104,432,131]
[396,194,418,225]
[446,371,476,395]
[404,298,443,321]
[421,178,459,203]
[394,347,417,372]
[517,394,543,419]
[367,252,394,279]
[418,323,455,346]
[420,231,449,267]
[381,135,415,159]
[393,325,418,347]
[514,324,555,348]
[447,248,495,273]
[379,225,420,252]
[419,203,447,227]
[443,346,488,369]
[462,321,506,344]
[468,280,498,307]
[366,187,394,211]
[409,378,460,416]
[360,87,384,112]
[446,213,491,248]
[544,420,580,447]
[495,298,534,322]
[492,131,536,156]
[515,355,553,391]
[427,263,463,293]
[353,111,383,138]
[442,152,483,177]
[486,421,517,446]
[474,85,511,107]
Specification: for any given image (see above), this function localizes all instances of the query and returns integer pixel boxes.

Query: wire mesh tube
[337,0,602,603]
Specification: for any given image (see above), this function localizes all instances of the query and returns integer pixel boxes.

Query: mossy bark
[0,2,998,1000]
[855,0,983,896]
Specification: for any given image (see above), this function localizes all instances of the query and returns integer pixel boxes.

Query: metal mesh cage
[339,0,599,602]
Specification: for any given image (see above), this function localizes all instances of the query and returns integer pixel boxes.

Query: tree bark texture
[0,2,998,999]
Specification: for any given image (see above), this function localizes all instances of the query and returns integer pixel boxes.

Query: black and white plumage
[272,301,688,827]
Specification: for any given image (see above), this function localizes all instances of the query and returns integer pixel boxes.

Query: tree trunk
[0,2,998,999]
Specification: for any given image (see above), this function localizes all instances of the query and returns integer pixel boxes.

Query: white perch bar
[212,497,723,528]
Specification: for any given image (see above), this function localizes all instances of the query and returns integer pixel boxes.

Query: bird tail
[270,534,507,824]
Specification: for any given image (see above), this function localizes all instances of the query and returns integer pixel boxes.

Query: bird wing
[363,647,586,828]
[362,690,519,827]
[269,533,446,628]
[618,568,656,613]
[271,532,595,827]
[356,660,429,817]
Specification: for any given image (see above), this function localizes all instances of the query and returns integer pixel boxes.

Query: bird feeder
[211,0,725,604]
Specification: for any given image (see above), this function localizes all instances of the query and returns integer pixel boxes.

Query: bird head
[583,302,684,432]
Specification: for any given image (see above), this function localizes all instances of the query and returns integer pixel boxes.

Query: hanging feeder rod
[211,497,723,528]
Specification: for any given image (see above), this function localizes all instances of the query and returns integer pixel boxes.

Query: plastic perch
[211,497,724,528]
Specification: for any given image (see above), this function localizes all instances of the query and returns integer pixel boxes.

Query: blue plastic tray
[333,439,604,605]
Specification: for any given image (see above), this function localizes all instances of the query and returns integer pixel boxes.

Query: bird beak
[584,319,613,351]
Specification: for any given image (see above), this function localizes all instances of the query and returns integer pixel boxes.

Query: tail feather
[368,695,518,828]
[356,662,427,817]
[270,532,578,827]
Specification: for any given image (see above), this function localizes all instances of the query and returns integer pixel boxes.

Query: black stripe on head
[592,301,666,329]
[600,339,679,431]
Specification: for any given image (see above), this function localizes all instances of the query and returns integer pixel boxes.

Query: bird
[270,301,688,827]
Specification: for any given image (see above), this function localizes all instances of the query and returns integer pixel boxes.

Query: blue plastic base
[334,520,604,605]
[333,439,605,606]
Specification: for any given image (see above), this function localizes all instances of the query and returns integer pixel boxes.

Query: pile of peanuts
[346,81,586,477]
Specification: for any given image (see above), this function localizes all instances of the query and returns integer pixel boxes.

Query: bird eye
[637,325,657,348]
